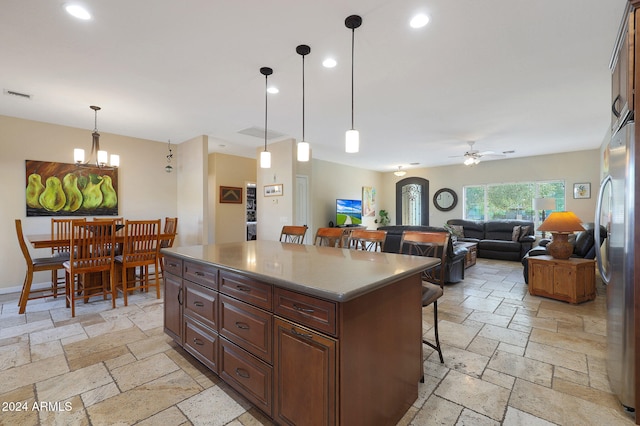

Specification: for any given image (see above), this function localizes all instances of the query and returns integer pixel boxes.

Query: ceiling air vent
[3,89,32,100]
[238,126,286,140]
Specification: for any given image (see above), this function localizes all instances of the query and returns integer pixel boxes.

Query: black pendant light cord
[264,72,268,152]
[302,52,306,140]
[350,26,355,130]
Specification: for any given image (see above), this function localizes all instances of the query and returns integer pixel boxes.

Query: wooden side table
[527,255,596,304]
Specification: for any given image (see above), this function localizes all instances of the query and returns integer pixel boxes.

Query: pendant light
[260,67,273,169]
[165,140,173,173]
[296,44,311,162]
[74,105,119,168]
[345,15,362,154]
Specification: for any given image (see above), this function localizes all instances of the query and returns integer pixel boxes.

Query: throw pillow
[512,225,521,242]
[450,225,465,238]
[518,225,531,241]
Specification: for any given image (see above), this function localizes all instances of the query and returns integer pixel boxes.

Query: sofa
[521,223,606,283]
[446,219,536,261]
[377,225,468,283]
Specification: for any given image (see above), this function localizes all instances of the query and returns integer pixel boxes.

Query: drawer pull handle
[236,285,252,292]
[178,288,183,306]
[194,271,205,277]
[235,368,250,379]
[291,327,313,340]
[193,338,204,346]
[235,321,250,330]
[168,262,178,268]
[193,301,204,307]
[293,304,315,314]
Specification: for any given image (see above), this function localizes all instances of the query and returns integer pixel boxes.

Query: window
[463,180,565,230]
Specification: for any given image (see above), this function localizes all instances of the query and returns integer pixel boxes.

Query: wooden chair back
[51,218,85,256]
[121,220,161,266]
[279,225,308,244]
[93,217,124,225]
[399,231,449,287]
[314,227,344,247]
[69,220,117,274]
[161,217,178,248]
[15,219,67,314]
[346,229,387,252]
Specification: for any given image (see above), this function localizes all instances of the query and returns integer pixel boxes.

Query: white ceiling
[0,0,627,171]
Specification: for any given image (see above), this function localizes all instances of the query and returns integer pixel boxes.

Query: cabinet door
[274,317,337,426]
[164,273,182,342]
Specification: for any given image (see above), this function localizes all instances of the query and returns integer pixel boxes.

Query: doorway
[246,182,256,240]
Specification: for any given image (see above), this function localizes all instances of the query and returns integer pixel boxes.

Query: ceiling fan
[451,141,507,165]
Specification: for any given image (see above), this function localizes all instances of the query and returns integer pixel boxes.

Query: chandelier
[74,105,119,168]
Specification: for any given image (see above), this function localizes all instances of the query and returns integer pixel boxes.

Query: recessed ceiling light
[267,86,279,94]
[323,58,337,68]
[410,13,429,29]
[65,4,92,20]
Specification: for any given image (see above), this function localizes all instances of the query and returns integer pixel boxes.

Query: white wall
[1,115,177,292]
[379,149,601,228]
[177,135,208,247]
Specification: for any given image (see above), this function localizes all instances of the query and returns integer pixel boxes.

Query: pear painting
[25,160,119,217]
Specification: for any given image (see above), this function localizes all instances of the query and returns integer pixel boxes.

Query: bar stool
[279,225,308,244]
[313,227,345,247]
[399,231,449,367]
[346,229,387,252]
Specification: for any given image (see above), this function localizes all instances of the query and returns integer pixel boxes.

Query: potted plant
[375,209,391,227]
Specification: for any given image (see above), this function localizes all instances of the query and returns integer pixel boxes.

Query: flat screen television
[336,199,362,226]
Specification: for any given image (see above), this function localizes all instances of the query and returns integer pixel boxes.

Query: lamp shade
[533,197,556,211]
[538,211,585,233]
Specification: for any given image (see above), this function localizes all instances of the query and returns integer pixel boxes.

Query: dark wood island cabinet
[162,240,438,425]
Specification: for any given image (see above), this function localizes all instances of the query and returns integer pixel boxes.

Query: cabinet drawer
[220,271,272,311]
[184,260,218,290]
[220,295,272,363]
[274,288,337,336]
[184,317,218,373]
[220,338,272,417]
[164,256,183,277]
[184,280,218,331]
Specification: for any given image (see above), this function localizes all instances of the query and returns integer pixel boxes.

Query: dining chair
[15,219,67,314]
[152,217,178,283]
[93,217,124,226]
[64,220,117,317]
[115,219,161,306]
[399,230,449,367]
[51,217,86,296]
[346,229,387,252]
[279,225,308,244]
[313,227,344,248]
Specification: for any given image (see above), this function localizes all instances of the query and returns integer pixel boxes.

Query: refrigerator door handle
[595,175,612,284]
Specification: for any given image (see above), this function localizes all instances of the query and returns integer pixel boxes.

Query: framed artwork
[264,184,283,197]
[25,160,118,217]
[573,183,591,199]
[220,186,243,203]
[362,186,376,217]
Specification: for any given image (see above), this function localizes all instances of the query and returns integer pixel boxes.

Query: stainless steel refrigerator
[596,121,636,411]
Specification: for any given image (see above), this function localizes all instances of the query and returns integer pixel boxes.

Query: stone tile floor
[0,258,636,425]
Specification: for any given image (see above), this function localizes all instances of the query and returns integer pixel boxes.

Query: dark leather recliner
[378,225,467,283]
[521,223,607,283]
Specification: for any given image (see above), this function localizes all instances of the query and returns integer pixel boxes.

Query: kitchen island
[162,240,439,425]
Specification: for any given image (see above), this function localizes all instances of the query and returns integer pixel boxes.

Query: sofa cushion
[518,225,531,241]
[450,225,465,238]
[446,219,484,240]
[511,226,521,242]
[485,220,534,241]
[479,239,522,253]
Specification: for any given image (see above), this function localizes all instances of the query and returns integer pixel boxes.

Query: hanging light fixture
[260,67,273,169]
[394,166,407,177]
[296,44,311,162]
[345,14,362,154]
[74,105,119,168]
[165,140,173,173]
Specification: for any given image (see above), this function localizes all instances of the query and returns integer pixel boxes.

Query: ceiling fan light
[345,129,359,153]
[297,141,310,162]
[464,157,475,166]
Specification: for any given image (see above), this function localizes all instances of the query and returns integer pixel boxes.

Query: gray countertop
[162,240,439,302]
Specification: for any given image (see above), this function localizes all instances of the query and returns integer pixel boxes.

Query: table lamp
[537,211,585,259]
